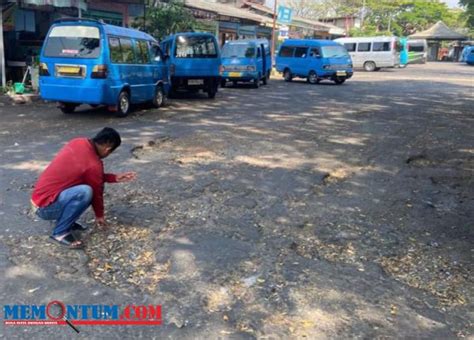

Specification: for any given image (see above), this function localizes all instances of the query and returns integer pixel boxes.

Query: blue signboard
[277,6,293,24]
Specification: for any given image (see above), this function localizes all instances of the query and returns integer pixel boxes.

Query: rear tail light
[91,64,107,79]
[170,63,175,76]
[219,65,224,75]
[39,63,50,76]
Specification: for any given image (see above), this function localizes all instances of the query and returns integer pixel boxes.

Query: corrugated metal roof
[410,21,467,40]
[185,0,272,25]
[241,1,345,35]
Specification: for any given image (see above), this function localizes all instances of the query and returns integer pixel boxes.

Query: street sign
[278,25,289,40]
[277,6,292,24]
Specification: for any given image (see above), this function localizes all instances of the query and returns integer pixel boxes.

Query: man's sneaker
[71,222,88,231]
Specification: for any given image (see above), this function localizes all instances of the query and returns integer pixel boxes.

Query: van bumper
[221,71,258,82]
[320,70,353,79]
[171,76,220,90]
[39,79,117,105]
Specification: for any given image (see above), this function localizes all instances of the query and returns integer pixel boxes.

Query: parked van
[275,39,353,85]
[335,36,401,71]
[465,46,474,65]
[40,18,169,117]
[220,39,271,88]
[160,33,221,98]
[407,39,428,64]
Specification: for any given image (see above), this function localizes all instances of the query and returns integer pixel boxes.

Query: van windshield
[222,44,255,58]
[321,45,349,58]
[44,25,101,58]
[175,35,218,58]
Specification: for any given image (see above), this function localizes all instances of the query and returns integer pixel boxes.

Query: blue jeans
[36,185,93,237]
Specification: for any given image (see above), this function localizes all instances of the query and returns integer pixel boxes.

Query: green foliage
[459,0,474,28]
[133,0,196,40]
[287,0,468,37]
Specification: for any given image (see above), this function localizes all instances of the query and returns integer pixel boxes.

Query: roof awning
[409,21,467,41]
[9,0,87,11]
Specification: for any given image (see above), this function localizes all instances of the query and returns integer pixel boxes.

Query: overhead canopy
[409,21,467,41]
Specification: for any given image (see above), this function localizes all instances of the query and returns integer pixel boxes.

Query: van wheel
[283,69,292,82]
[152,85,165,108]
[221,79,226,88]
[334,78,346,85]
[60,103,77,114]
[308,71,319,84]
[262,72,268,85]
[253,76,260,88]
[116,91,130,117]
[364,61,376,72]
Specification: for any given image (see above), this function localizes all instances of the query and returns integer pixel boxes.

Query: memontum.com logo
[3,301,162,333]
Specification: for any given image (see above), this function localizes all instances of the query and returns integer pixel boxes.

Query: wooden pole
[0,4,6,88]
[271,0,278,63]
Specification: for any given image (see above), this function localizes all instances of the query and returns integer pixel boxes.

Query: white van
[334,36,401,71]
[407,39,428,64]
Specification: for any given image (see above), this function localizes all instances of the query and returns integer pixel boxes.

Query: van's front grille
[55,64,86,78]
[328,64,351,70]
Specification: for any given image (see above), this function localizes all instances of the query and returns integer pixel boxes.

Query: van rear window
[175,35,217,58]
[44,25,101,58]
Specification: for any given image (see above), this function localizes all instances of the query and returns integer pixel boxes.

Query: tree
[133,0,196,40]
[459,0,474,28]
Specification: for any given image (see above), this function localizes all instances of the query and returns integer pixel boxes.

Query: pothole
[131,136,172,159]
[322,168,351,185]
[406,154,433,167]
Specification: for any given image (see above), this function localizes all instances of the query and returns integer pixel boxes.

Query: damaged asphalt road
[0,63,472,339]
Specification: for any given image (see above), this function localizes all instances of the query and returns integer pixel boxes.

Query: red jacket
[31,138,117,218]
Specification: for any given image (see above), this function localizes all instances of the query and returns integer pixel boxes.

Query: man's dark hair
[92,127,121,150]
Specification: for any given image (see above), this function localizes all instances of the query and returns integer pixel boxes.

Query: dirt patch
[378,244,471,306]
[85,225,170,294]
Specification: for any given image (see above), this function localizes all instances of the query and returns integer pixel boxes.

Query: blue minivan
[220,39,271,88]
[465,46,474,65]
[275,39,353,85]
[160,33,221,98]
[39,18,169,117]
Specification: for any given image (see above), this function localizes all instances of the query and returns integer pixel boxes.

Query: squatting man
[31,127,136,249]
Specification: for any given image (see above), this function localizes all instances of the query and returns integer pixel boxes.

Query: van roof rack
[53,17,105,24]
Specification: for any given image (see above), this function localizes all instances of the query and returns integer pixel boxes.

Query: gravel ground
[0,62,472,339]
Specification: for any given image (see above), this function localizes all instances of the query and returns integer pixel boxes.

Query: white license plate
[336,71,347,76]
[188,79,204,85]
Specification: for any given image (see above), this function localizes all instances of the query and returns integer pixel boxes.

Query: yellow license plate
[59,66,81,74]
[336,71,346,76]
[229,72,242,77]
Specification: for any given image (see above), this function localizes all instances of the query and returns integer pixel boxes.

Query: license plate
[58,66,81,74]
[188,79,203,85]
[229,72,242,77]
[336,71,347,76]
